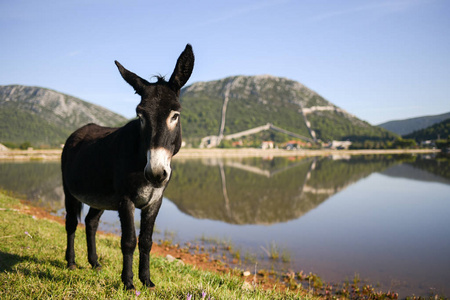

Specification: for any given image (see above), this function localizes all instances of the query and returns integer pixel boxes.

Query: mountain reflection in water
[166,155,413,224]
[0,154,448,222]
[0,161,63,210]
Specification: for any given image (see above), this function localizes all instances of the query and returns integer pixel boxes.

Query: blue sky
[1,0,449,124]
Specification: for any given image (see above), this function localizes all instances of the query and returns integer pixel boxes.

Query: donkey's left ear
[169,44,194,91]
[115,61,150,95]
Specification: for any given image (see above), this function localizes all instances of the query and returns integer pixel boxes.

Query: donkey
[61,44,194,290]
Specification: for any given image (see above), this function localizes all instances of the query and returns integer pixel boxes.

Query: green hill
[179,75,396,146]
[403,118,450,141]
[0,85,127,147]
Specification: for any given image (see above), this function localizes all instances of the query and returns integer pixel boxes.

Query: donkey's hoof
[92,262,102,270]
[67,263,77,270]
[124,283,135,291]
[143,279,155,289]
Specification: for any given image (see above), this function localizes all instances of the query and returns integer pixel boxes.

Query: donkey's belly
[72,185,164,211]
[73,193,122,210]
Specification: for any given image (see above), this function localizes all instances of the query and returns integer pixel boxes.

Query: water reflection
[382,155,450,185]
[166,155,408,224]
[0,155,449,220]
[0,161,63,211]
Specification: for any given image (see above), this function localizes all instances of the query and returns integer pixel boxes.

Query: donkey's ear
[115,61,150,95]
[168,44,195,91]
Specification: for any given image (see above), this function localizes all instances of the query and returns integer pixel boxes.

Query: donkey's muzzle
[145,148,172,187]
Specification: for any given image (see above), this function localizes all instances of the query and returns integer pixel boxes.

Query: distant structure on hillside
[327,140,352,150]
[261,141,274,150]
[199,123,315,148]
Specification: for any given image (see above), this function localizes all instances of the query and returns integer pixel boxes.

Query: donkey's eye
[171,113,179,122]
[167,111,180,130]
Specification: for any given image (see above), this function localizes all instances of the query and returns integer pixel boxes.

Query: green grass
[0,192,314,299]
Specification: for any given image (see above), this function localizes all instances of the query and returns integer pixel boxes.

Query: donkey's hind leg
[64,191,82,269]
[85,207,104,269]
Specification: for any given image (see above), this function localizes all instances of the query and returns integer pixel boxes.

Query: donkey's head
[115,44,194,187]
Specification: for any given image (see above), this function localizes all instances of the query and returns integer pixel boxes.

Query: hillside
[1,79,398,149]
[377,112,450,136]
[179,75,396,146]
[403,118,450,141]
[0,85,127,147]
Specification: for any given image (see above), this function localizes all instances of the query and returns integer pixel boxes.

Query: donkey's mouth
[144,169,169,188]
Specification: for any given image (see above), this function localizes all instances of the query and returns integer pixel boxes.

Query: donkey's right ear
[115,61,150,95]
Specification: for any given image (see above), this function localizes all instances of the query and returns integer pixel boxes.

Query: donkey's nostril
[155,172,167,184]
[158,169,168,183]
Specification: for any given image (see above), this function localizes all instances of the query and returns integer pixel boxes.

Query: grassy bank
[0,192,312,299]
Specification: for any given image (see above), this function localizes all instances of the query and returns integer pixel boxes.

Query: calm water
[1,154,449,297]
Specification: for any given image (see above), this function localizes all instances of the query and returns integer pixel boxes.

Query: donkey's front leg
[138,199,162,288]
[118,199,137,290]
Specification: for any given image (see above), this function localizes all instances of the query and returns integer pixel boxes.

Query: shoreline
[4,191,442,298]
[0,192,400,298]
[0,147,441,161]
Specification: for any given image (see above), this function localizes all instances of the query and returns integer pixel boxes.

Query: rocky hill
[0,85,127,147]
[377,112,450,136]
[179,75,396,146]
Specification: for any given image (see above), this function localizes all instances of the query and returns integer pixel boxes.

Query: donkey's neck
[114,119,148,169]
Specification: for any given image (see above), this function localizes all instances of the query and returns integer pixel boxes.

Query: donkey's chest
[134,185,164,210]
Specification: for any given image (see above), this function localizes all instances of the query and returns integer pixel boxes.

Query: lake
[1,154,449,297]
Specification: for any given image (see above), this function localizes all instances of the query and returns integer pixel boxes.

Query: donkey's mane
[151,74,166,83]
